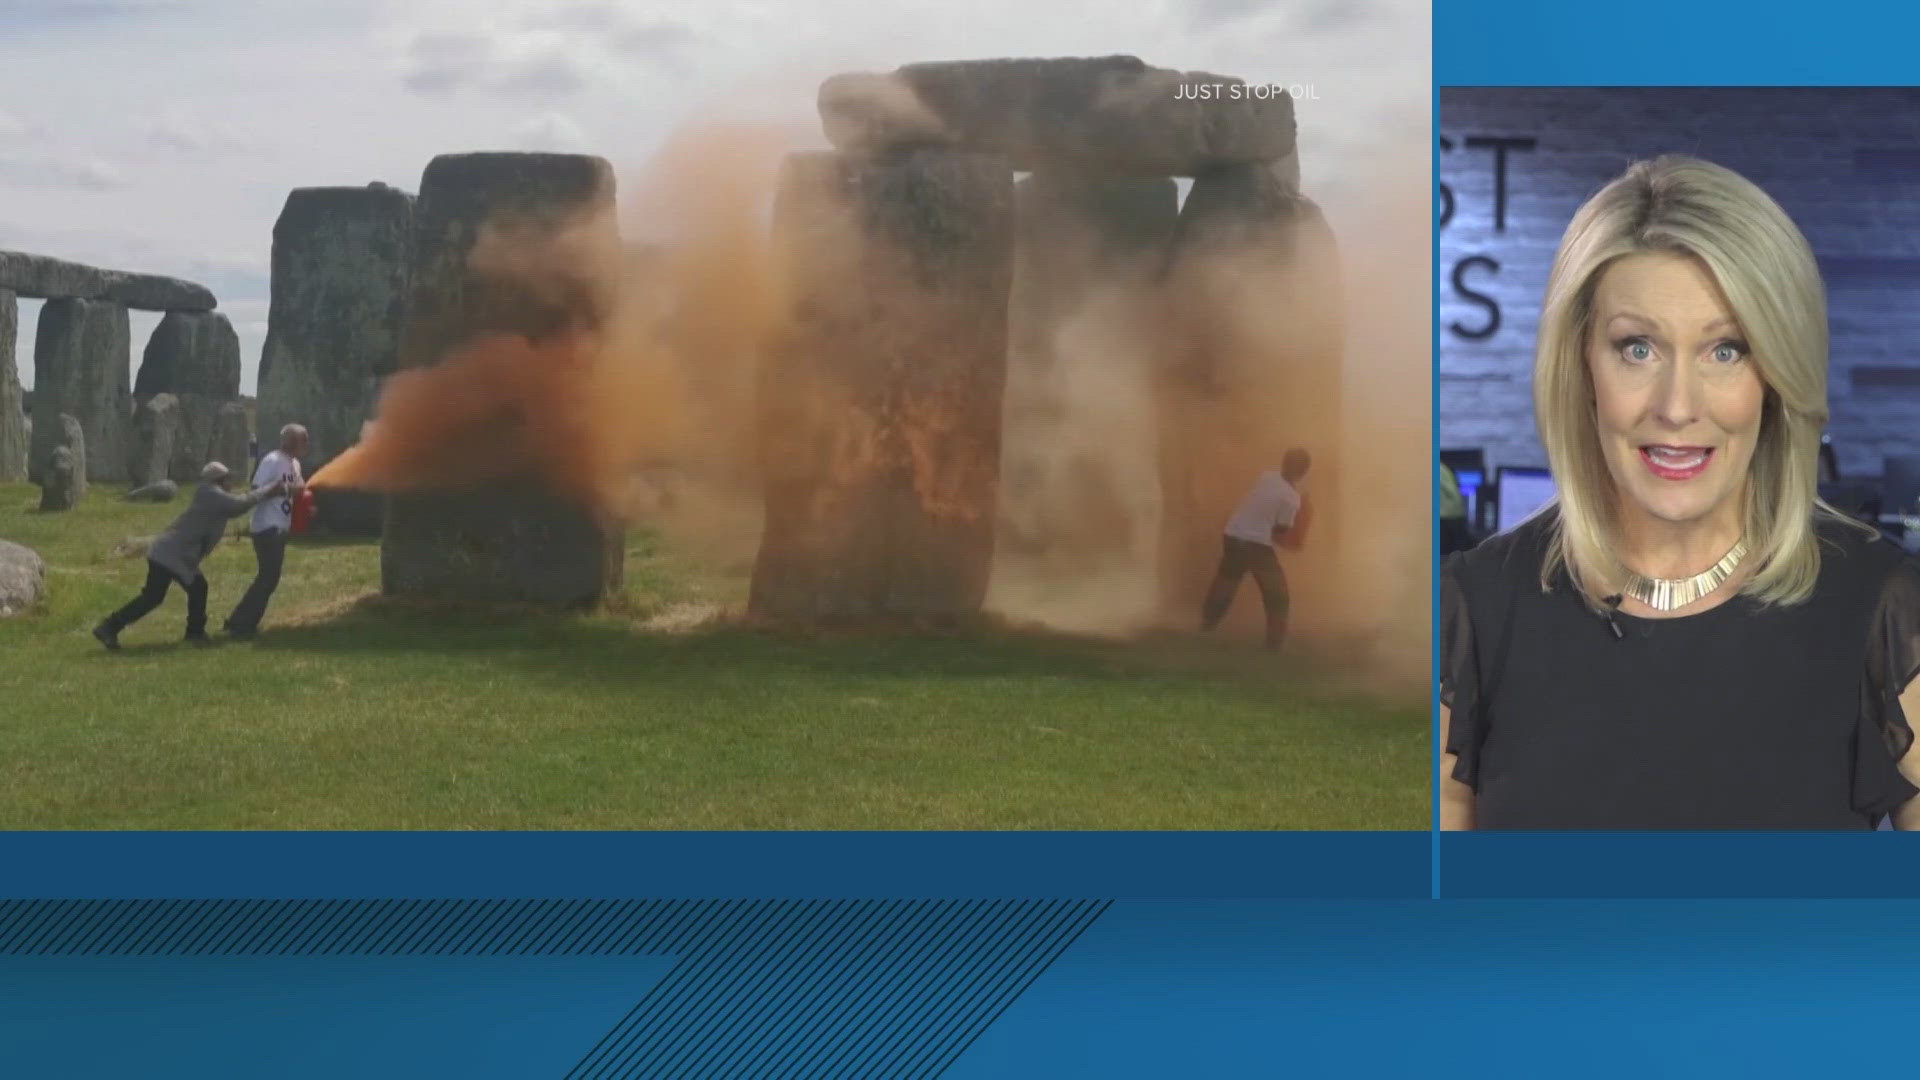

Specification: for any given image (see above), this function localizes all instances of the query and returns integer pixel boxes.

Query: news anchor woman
[1441,156,1920,830]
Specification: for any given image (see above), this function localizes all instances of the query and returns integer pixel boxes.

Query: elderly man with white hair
[224,423,310,640]
[94,461,289,650]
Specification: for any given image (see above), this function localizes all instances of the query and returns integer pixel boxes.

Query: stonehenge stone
[101,274,216,312]
[37,415,85,510]
[0,289,23,481]
[749,149,1014,621]
[257,183,414,469]
[30,297,129,484]
[1156,162,1343,624]
[1018,172,1180,277]
[382,484,623,604]
[0,250,215,312]
[213,401,251,478]
[382,152,624,605]
[153,395,254,483]
[1175,160,1319,251]
[134,311,240,401]
[397,152,618,368]
[0,539,45,616]
[165,393,226,482]
[996,173,1177,570]
[129,392,179,486]
[819,56,1295,176]
[39,448,79,510]
[54,412,85,481]
[125,479,179,503]
[311,487,384,537]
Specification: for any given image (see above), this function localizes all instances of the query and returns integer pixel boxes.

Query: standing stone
[0,539,45,615]
[819,57,1295,176]
[257,183,414,470]
[0,289,23,481]
[131,312,246,484]
[128,392,179,487]
[995,173,1176,578]
[381,152,623,606]
[310,487,385,536]
[134,311,240,401]
[213,401,251,478]
[30,298,129,485]
[165,393,228,483]
[39,448,79,510]
[1018,172,1179,282]
[1156,163,1344,628]
[37,414,85,510]
[749,149,1014,621]
[383,485,623,603]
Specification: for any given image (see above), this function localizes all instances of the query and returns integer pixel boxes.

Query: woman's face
[1586,250,1767,533]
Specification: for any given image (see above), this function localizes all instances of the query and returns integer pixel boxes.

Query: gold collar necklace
[1619,538,1748,612]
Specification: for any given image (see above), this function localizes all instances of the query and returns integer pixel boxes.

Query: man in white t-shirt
[223,423,308,639]
[1201,448,1311,650]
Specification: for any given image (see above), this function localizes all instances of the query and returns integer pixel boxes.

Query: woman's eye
[1712,341,1748,363]
[1618,338,1654,362]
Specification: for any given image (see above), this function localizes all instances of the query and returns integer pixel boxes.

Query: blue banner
[12,898,1920,1076]
[0,831,1429,899]
[1438,0,1920,85]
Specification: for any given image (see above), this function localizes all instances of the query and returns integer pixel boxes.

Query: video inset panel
[1438,87,1920,831]
[0,14,1432,833]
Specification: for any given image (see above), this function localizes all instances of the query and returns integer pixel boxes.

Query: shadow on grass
[84,640,233,659]
[241,593,1366,702]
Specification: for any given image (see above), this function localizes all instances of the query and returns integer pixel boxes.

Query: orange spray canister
[291,488,316,535]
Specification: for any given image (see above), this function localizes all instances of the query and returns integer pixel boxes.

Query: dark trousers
[1201,536,1290,648]
[106,559,208,636]
[227,528,287,633]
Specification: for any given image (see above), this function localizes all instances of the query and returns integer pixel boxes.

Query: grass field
[0,482,1428,829]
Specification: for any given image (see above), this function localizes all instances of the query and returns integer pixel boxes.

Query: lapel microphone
[1601,594,1625,640]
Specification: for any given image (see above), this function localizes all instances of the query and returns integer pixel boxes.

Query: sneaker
[223,621,257,641]
[92,622,120,651]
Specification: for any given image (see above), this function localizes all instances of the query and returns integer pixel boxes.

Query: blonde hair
[1533,155,1864,608]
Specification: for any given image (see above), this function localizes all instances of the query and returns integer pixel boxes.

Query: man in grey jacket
[93,462,287,650]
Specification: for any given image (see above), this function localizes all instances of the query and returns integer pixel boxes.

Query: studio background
[1440,86,1920,495]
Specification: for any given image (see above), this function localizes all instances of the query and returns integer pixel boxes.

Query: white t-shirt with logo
[1224,471,1302,544]
[250,449,304,534]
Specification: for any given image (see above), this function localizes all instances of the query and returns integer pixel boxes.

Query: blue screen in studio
[1497,469,1557,533]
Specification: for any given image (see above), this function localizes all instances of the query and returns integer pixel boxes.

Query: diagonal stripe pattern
[0,898,1109,1078]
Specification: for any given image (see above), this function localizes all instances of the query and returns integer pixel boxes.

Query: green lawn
[0,482,1428,829]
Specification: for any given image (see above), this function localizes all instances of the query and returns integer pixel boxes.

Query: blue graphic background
[3,956,667,1077]
[0,895,1104,1077]
[953,899,1920,1077]
[1438,0,1920,85]
[13,899,1920,1077]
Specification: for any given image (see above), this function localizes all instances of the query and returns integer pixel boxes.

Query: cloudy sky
[0,0,1428,392]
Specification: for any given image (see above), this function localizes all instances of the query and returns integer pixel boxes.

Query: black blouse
[1441,510,1920,830]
